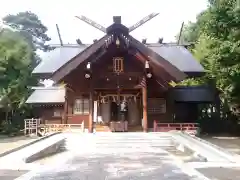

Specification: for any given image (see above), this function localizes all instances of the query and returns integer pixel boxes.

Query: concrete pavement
[15,133,207,180]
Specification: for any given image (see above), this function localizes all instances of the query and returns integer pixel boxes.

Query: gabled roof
[147,44,204,72]
[33,43,203,76]
[50,35,109,82]
[26,86,65,104]
[33,45,89,75]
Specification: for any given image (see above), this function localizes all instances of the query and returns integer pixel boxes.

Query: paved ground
[203,136,240,155]
[0,170,29,180]
[197,167,240,180]
[0,135,38,155]
[16,133,203,180]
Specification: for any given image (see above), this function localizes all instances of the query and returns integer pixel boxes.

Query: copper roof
[26,86,65,104]
[33,45,89,74]
[33,43,203,75]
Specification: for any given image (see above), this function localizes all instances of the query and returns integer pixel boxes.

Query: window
[53,109,62,117]
[113,57,124,72]
[73,98,89,114]
[148,98,166,114]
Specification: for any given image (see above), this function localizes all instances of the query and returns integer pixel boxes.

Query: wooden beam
[63,95,68,124]
[56,24,63,46]
[128,13,159,32]
[88,80,94,133]
[97,72,143,78]
[177,22,185,45]
[142,80,148,132]
[75,15,106,33]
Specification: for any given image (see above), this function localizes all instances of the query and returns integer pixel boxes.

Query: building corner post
[63,88,68,124]
[142,80,148,132]
[88,80,94,133]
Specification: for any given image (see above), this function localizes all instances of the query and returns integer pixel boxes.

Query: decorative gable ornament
[40,79,55,87]
[113,57,124,73]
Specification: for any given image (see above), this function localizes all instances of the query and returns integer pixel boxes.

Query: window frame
[53,108,62,117]
[73,97,90,115]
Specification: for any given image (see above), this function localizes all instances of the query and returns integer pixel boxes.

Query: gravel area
[197,167,240,180]
[0,136,38,155]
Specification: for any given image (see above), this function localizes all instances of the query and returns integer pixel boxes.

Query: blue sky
[0,0,208,44]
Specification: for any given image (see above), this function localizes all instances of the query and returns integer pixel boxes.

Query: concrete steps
[64,132,174,153]
[94,125,111,132]
[94,124,143,132]
[128,125,143,132]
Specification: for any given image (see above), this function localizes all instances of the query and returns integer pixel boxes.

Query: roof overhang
[26,86,66,104]
[51,35,109,82]
[129,36,187,82]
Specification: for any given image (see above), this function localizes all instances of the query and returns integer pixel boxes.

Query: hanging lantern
[145,60,152,78]
[145,60,150,69]
[116,37,120,47]
[86,62,91,69]
[146,72,152,78]
[85,62,91,79]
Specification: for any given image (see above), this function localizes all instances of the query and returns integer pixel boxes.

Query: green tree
[0,29,34,133]
[176,12,207,45]
[3,11,51,52]
[180,0,240,118]
[0,12,51,135]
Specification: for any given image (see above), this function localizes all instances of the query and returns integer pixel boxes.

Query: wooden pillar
[63,95,68,124]
[88,83,94,133]
[142,85,148,132]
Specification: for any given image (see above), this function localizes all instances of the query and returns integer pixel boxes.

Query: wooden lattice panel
[113,57,124,73]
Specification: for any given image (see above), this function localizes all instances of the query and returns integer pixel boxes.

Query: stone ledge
[0,132,61,158]
[22,136,65,163]
[181,132,240,163]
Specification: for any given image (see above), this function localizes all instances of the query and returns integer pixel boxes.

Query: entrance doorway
[96,90,142,131]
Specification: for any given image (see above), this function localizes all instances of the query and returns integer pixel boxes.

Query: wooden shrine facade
[26,15,215,132]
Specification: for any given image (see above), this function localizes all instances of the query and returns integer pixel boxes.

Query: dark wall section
[170,86,216,103]
[170,85,216,123]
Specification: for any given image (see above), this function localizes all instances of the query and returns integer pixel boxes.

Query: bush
[0,120,20,136]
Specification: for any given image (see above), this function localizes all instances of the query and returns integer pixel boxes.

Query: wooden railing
[153,121,199,135]
[24,118,41,135]
[41,122,84,133]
